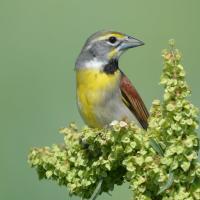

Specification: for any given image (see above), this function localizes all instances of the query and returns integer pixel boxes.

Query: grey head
[75,30,144,70]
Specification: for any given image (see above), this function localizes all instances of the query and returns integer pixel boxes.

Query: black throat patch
[103,59,119,74]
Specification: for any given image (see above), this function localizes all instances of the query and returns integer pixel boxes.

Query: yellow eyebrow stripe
[110,33,125,38]
[97,33,125,41]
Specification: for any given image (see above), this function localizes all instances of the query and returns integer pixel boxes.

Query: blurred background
[0,0,200,199]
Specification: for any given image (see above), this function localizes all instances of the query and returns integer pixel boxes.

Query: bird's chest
[76,69,120,127]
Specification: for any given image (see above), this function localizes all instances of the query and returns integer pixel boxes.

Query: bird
[75,30,149,130]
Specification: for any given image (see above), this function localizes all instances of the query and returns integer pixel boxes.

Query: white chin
[84,58,106,69]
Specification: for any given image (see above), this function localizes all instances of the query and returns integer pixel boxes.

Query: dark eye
[108,36,117,44]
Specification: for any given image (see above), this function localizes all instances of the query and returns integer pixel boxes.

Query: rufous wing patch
[120,72,149,130]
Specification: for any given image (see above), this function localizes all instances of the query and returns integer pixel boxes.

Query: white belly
[94,89,140,127]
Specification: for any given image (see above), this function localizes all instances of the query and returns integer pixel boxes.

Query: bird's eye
[108,36,117,44]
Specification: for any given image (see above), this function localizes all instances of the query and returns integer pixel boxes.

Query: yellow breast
[76,69,120,128]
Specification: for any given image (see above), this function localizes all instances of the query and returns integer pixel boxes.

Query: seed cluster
[28,41,200,200]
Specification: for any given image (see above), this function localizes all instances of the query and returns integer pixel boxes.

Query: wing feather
[120,72,149,129]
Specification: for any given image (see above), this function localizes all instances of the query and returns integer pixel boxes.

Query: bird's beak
[119,36,144,51]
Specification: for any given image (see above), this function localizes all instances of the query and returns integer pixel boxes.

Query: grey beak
[119,35,144,51]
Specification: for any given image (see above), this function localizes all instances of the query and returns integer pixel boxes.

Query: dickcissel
[75,30,149,129]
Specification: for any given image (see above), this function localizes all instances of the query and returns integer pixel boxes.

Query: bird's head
[75,30,144,70]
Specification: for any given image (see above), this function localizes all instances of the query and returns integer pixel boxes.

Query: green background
[0,0,199,199]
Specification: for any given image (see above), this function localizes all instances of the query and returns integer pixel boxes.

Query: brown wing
[120,72,149,130]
